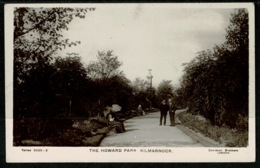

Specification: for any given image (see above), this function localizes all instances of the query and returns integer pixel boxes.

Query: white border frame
[5,3,255,163]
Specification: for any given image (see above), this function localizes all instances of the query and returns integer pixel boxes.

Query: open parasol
[111,104,122,112]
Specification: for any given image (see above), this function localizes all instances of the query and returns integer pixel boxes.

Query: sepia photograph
[5,3,255,162]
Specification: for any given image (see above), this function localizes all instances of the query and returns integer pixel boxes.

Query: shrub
[13,118,73,143]
[178,112,248,147]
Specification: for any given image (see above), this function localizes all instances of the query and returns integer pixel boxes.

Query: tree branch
[14,9,56,40]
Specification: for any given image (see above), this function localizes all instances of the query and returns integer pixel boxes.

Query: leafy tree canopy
[177,9,248,127]
[157,80,174,102]
[131,77,148,95]
[14,7,94,83]
[86,50,124,79]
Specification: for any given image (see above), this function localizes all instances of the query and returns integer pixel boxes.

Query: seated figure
[104,106,125,133]
[91,105,125,134]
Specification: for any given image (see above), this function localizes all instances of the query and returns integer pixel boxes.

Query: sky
[58,4,234,87]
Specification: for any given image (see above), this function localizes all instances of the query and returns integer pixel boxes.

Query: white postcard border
[5,3,255,163]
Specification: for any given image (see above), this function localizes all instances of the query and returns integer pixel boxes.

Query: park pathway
[100,110,204,147]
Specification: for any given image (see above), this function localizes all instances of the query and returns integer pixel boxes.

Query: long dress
[106,113,126,133]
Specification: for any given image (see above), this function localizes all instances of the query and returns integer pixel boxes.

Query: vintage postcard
[5,3,255,162]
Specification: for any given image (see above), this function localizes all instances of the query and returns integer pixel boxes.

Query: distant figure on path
[137,104,145,116]
[159,100,169,126]
[168,100,176,126]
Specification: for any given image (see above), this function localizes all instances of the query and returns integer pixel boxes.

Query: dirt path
[100,110,204,147]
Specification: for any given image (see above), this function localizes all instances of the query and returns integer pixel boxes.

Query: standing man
[159,100,169,126]
[168,100,176,126]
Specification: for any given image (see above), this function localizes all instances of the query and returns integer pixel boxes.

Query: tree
[225,9,248,51]
[172,86,186,108]
[14,7,94,84]
[85,50,133,110]
[130,77,157,109]
[156,80,174,102]
[86,50,124,79]
[14,7,95,118]
[178,9,248,128]
[131,77,148,95]
[50,55,94,117]
[13,7,98,142]
[52,55,87,96]
[14,59,56,118]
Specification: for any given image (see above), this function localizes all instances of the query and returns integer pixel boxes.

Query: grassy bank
[177,111,248,147]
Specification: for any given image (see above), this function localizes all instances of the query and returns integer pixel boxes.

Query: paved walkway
[100,111,203,147]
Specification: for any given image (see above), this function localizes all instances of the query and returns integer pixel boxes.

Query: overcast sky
[59,4,234,87]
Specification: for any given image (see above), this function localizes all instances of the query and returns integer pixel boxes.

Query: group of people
[159,99,177,126]
[92,99,177,135]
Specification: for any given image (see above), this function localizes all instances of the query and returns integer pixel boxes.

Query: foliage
[13,7,95,142]
[178,111,248,147]
[131,77,148,95]
[14,7,94,84]
[14,7,94,118]
[52,55,88,95]
[85,51,134,112]
[130,78,156,109]
[177,9,248,129]
[13,7,138,145]
[86,50,124,79]
[156,80,174,102]
[14,50,134,142]
[171,87,186,108]
[99,75,133,110]
[51,55,95,117]
[14,118,73,143]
